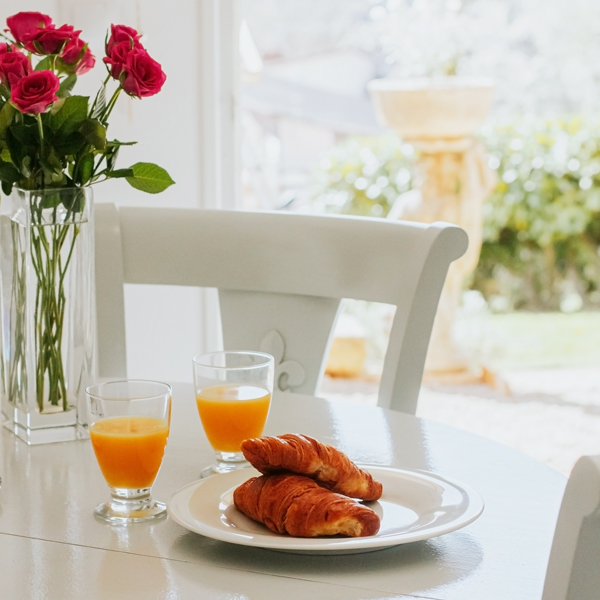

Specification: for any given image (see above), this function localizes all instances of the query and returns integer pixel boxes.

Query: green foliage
[310,134,415,217]
[0,89,174,198]
[311,118,600,311]
[475,118,600,310]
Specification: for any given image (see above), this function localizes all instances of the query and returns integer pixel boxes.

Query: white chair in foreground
[542,455,600,600]
[94,204,467,413]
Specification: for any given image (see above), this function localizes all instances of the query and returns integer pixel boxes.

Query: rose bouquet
[0,11,174,194]
[0,11,174,430]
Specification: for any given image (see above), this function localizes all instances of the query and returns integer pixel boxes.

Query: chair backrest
[94,203,467,413]
[542,455,600,600]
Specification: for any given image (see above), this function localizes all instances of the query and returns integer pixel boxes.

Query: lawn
[456,311,600,370]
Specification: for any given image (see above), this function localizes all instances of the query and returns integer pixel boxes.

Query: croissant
[240,433,383,501]
[233,473,380,537]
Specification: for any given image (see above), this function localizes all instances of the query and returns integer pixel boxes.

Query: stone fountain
[368,77,497,381]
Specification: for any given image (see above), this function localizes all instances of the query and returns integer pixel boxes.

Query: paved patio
[319,367,600,477]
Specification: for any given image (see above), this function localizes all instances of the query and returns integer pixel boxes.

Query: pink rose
[6,11,52,44]
[120,48,166,98]
[60,36,95,74]
[105,24,143,56]
[0,43,8,54]
[24,24,80,55]
[0,50,32,87]
[10,70,60,114]
[103,40,135,79]
[74,46,95,75]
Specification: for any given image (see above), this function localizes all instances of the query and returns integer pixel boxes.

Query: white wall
[1,0,235,383]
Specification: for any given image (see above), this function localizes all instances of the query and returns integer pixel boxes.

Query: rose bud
[103,40,136,79]
[74,45,95,75]
[6,11,53,45]
[120,48,166,98]
[105,24,143,56]
[60,36,95,75]
[10,70,60,114]
[0,50,32,87]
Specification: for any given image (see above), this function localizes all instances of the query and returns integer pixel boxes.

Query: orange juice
[196,384,271,452]
[90,416,169,489]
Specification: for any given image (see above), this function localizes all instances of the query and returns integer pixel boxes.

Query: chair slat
[95,204,467,412]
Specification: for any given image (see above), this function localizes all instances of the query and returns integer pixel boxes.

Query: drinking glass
[86,380,172,523]
[193,351,274,477]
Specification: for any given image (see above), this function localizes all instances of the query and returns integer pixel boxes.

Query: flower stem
[26,195,80,411]
[36,114,44,156]
[101,86,122,124]
[8,220,27,407]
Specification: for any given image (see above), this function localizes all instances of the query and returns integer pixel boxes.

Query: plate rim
[167,465,484,552]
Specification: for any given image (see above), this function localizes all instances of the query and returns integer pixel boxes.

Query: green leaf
[0,102,16,137]
[35,56,53,71]
[40,164,66,185]
[0,159,20,183]
[104,140,136,172]
[106,139,137,147]
[62,187,86,212]
[39,156,63,176]
[45,148,64,170]
[90,83,107,120]
[107,168,134,178]
[6,128,29,171]
[20,156,31,178]
[74,153,94,185]
[10,123,39,146]
[1,180,12,195]
[39,191,63,209]
[53,131,85,155]
[79,118,106,150]
[106,145,120,171]
[58,74,77,98]
[124,162,175,194]
[46,95,89,135]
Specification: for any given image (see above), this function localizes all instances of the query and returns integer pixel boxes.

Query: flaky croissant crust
[233,473,381,538]
[241,433,383,501]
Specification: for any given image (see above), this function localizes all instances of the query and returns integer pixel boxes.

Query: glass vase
[0,187,95,444]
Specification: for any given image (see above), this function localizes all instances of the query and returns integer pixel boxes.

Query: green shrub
[310,135,415,217]
[310,118,600,311]
[476,118,600,311]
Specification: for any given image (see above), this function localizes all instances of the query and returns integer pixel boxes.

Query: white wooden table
[0,383,565,600]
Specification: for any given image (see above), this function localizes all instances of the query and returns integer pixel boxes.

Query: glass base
[2,416,88,445]
[200,451,250,478]
[94,486,167,524]
[2,403,89,444]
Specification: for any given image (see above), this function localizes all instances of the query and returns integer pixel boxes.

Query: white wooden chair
[542,455,600,600]
[94,204,467,413]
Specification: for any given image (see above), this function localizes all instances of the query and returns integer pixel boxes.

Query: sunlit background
[240,0,600,475]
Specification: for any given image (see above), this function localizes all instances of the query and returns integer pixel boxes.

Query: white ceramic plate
[167,465,484,555]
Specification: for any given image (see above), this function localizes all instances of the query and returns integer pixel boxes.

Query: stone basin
[367,76,495,140]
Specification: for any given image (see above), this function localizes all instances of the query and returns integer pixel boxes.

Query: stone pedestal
[368,77,496,380]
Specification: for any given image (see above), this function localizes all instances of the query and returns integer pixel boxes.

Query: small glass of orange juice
[192,351,274,477]
[86,380,172,524]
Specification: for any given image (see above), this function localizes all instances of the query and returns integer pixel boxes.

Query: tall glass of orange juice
[85,380,172,523]
[192,351,274,477]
